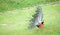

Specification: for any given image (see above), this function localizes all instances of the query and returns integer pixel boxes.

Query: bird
[28,5,44,29]
[35,5,44,28]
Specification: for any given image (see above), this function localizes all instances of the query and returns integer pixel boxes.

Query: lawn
[0,3,60,35]
[0,0,60,12]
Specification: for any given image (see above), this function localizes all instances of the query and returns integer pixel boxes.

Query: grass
[0,2,60,35]
[0,0,60,12]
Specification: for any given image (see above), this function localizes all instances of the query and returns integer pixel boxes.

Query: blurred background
[0,0,60,35]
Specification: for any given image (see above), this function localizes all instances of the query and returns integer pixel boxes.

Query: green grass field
[0,0,60,12]
[0,4,60,35]
[0,0,60,35]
